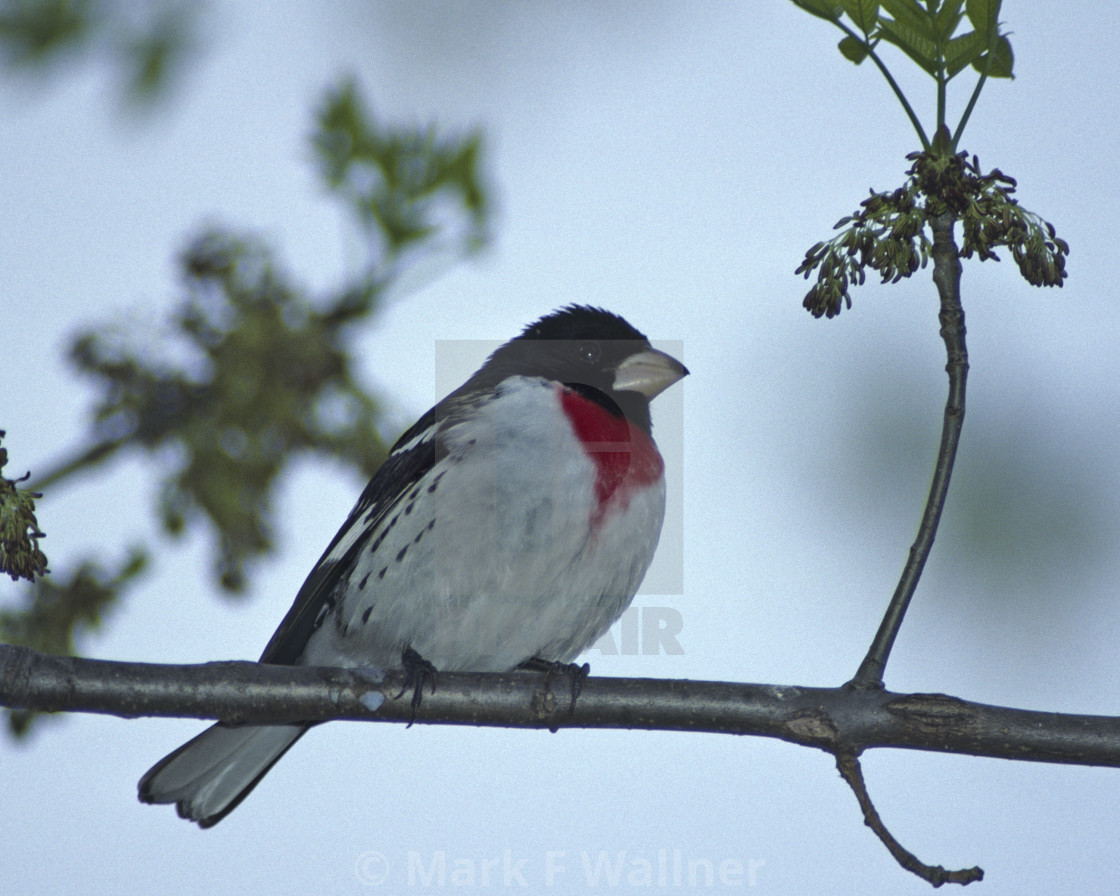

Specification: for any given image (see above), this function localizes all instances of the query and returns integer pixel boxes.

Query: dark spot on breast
[369,513,402,554]
[427,471,445,494]
[409,486,421,500]
[378,566,387,579]
[405,501,414,515]
[396,545,408,562]
[358,573,370,590]
[361,606,372,625]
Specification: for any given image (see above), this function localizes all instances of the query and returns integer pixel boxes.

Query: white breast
[301,377,666,672]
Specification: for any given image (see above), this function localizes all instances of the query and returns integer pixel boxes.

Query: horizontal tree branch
[3,643,1119,767]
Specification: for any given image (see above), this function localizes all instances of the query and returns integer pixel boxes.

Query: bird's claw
[521,657,591,718]
[395,646,437,727]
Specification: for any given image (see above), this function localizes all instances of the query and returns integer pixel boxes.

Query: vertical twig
[853,212,968,687]
[832,21,931,150]
[951,37,996,150]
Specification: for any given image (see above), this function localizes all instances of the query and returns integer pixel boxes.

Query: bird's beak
[613,347,689,399]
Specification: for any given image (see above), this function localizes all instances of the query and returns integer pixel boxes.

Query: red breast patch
[560,387,663,525]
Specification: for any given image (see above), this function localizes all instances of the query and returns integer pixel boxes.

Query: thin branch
[4,645,1120,767]
[952,36,998,151]
[28,436,130,491]
[833,21,931,150]
[951,68,990,151]
[936,70,947,138]
[854,212,967,687]
[836,752,984,886]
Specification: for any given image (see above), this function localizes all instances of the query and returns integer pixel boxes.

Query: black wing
[259,409,438,665]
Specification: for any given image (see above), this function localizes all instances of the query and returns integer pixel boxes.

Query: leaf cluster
[798,149,1068,318]
[912,150,1069,286]
[792,0,1012,150]
[0,433,48,583]
[802,0,1013,78]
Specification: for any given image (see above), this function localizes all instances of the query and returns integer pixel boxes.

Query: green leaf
[878,15,939,76]
[965,0,1001,46]
[972,33,1013,78]
[841,0,880,33]
[879,0,936,38]
[943,29,982,78]
[790,0,844,21]
[838,35,872,63]
[934,0,965,41]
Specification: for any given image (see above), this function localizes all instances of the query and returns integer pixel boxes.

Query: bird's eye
[575,341,601,365]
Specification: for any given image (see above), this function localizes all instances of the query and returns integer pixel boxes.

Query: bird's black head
[517,304,649,344]
[467,305,687,434]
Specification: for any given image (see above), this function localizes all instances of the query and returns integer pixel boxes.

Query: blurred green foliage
[316,81,489,271]
[790,1,1068,317]
[65,231,395,592]
[2,549,146,735]
[844,372,1114,594]
[0,0,199,105]
[1,67,491,734]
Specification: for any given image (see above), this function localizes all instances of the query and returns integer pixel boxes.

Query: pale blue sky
[4,3,1120,893]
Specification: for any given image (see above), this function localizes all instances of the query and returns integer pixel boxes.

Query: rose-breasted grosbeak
[138,305,687,826]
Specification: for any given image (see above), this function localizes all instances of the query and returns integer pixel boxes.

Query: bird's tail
[138,722,308,827]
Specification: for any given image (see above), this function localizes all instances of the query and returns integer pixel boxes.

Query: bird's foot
[395,646,437,727]
[520,657,590,718]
